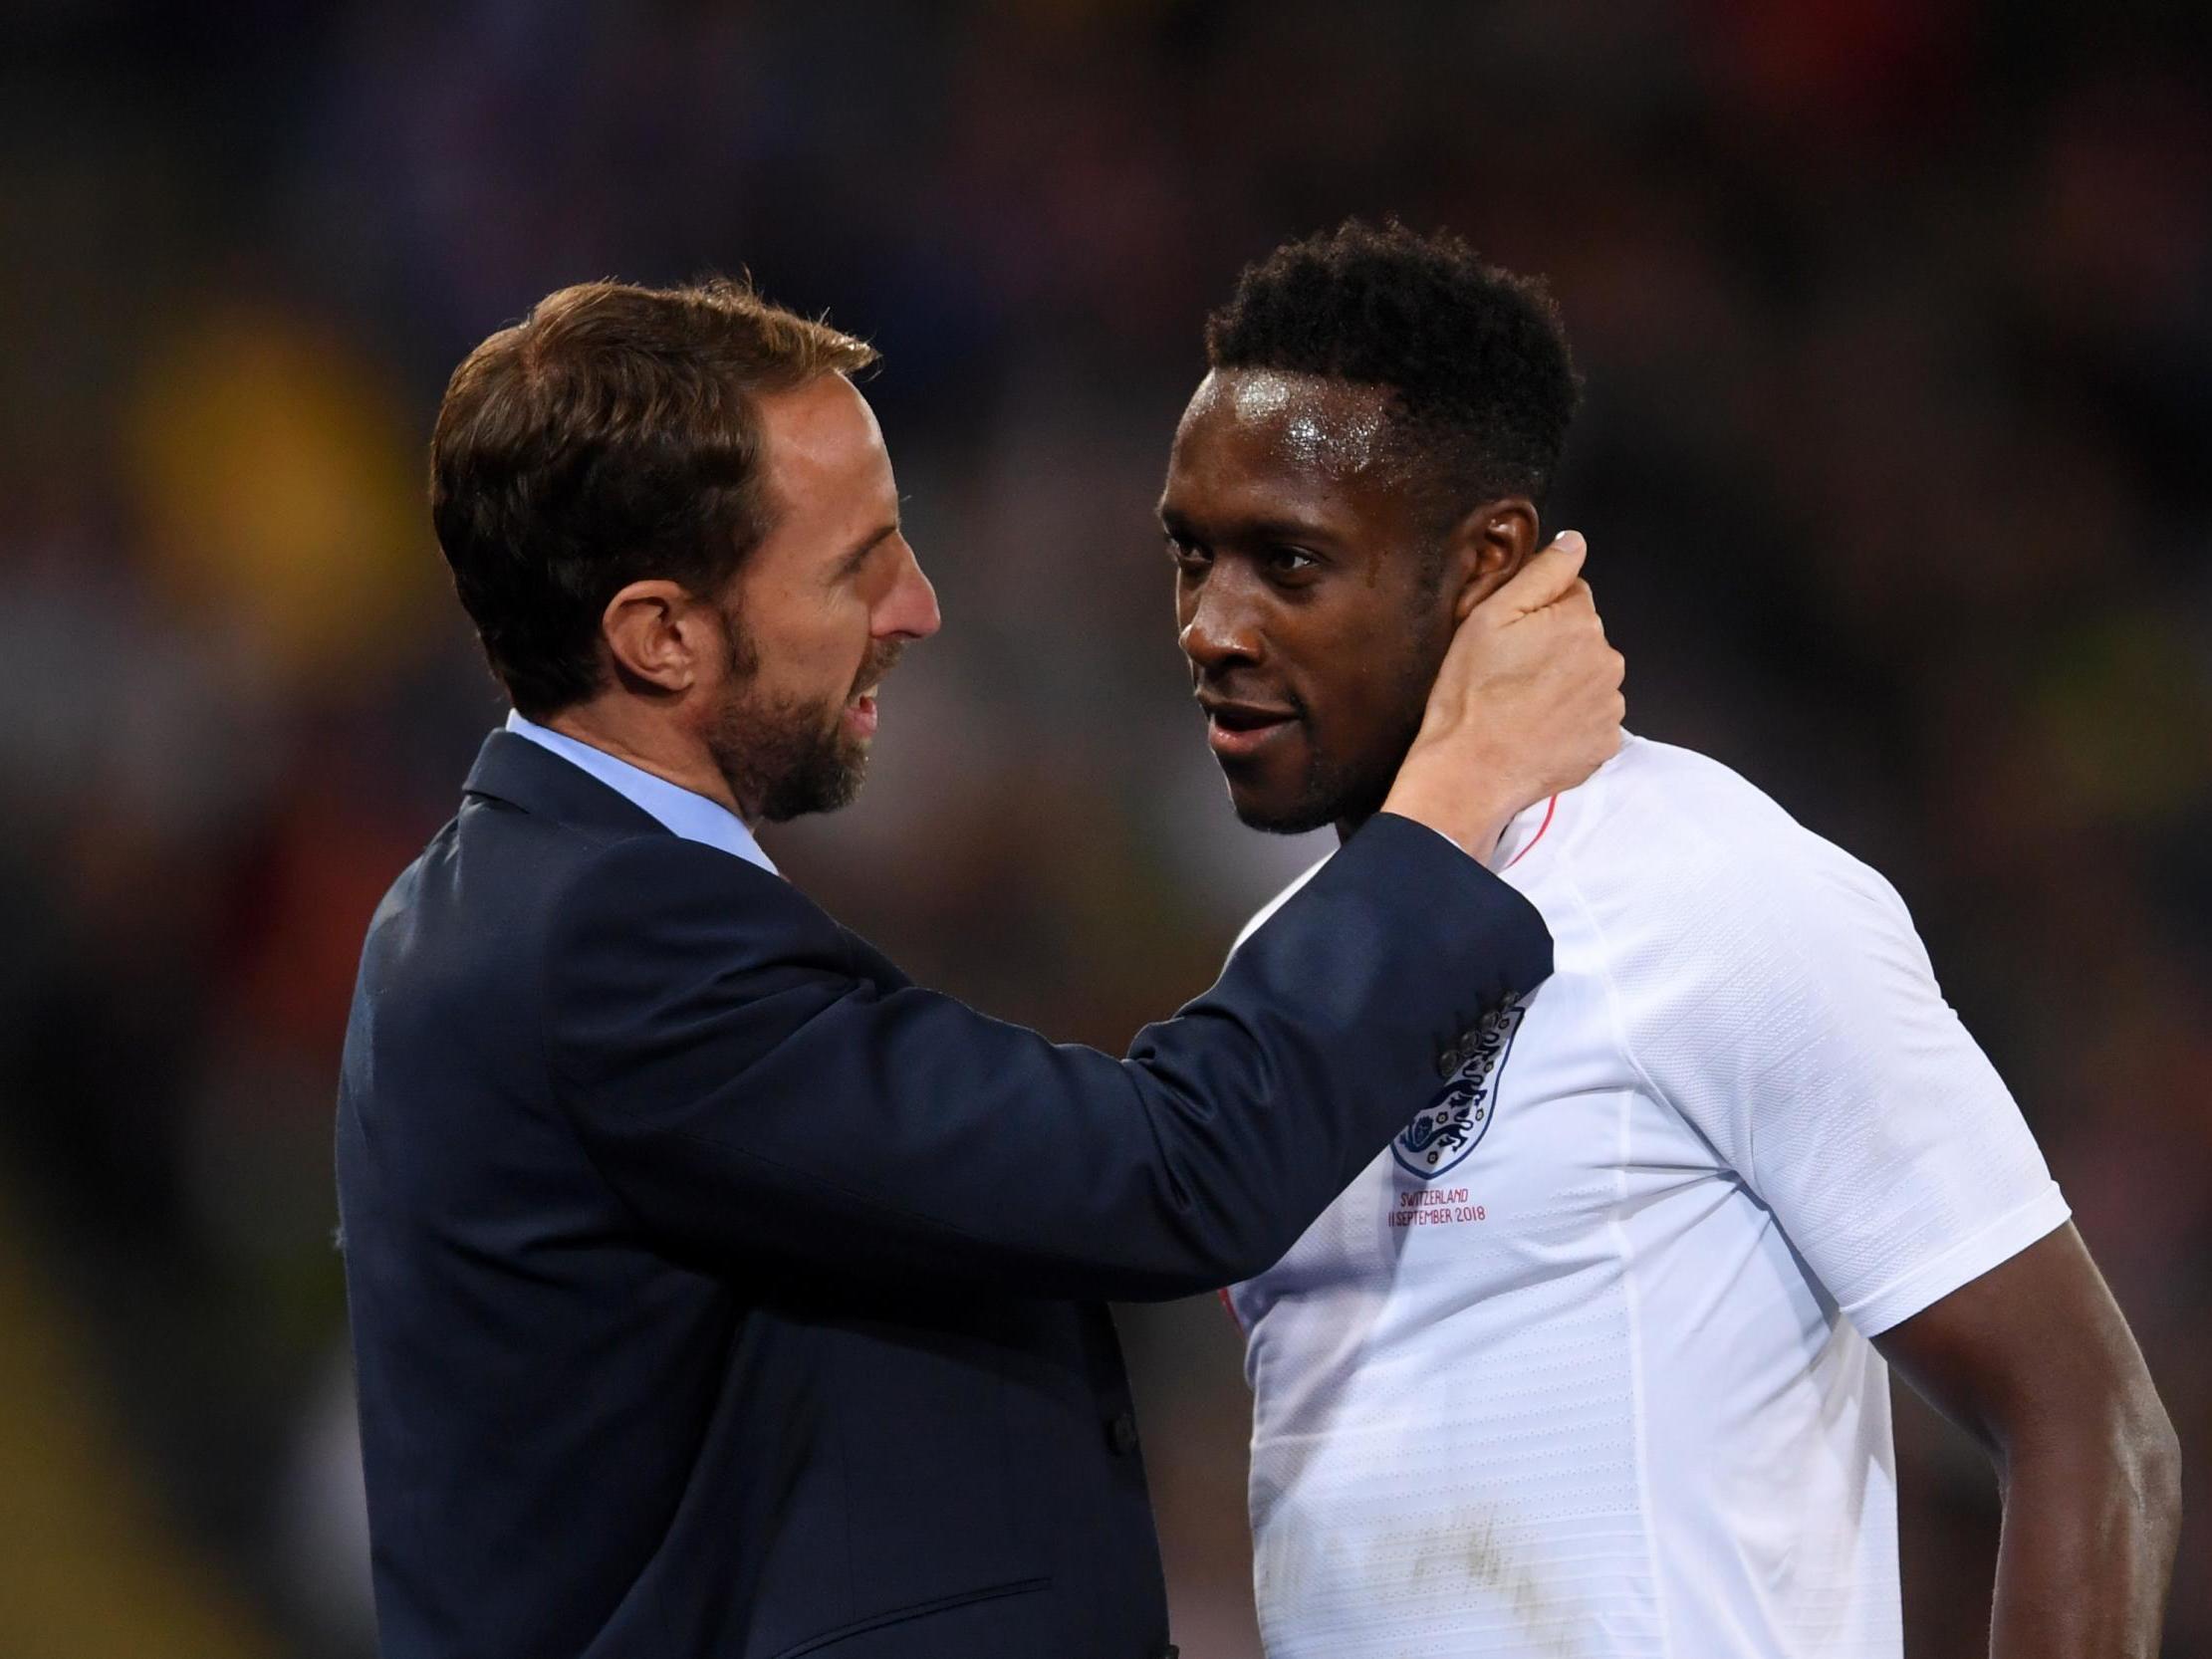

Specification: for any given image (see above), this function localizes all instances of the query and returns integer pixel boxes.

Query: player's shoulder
[1564,733,1797,842]
[1225,738,1912,961]
[1545,734,1913,945]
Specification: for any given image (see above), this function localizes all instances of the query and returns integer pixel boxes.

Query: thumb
[1482,530,1587,620]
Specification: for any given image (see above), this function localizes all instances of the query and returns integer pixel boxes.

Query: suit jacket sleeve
[542,812,1550,1301]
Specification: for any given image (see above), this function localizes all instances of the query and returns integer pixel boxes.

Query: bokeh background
[3,0,2208,1653]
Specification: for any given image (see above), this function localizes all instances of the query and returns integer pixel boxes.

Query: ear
[600,579,715,695]
[1447,497,1542,622]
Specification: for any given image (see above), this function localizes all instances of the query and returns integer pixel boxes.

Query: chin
[758,744,867,823]
[1224,757,1390,837]
[718,697,871,824]
[1227,787,1342,837]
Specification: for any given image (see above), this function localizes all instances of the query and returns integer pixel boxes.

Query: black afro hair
[1204,219,1581,524]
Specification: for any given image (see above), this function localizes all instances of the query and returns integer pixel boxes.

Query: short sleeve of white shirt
[1584,793,2068,1337]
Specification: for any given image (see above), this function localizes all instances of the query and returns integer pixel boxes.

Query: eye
[1264,545,1322,579]
[1164,532,1210,573]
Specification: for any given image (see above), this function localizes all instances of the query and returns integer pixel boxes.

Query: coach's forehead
[1174,368,1396,484]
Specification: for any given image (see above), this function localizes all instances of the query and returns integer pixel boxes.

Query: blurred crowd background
[3,0,2208,1653]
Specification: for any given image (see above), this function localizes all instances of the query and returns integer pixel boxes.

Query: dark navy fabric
[337,730,1551,1658]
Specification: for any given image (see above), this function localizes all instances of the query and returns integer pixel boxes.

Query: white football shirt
[1225,736,2068,1659]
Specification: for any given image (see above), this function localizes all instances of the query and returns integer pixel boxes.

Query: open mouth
[1200,698,1299,761]
[844,686,879,739]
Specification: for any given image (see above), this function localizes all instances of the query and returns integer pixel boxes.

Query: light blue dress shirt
[504,709,780,877]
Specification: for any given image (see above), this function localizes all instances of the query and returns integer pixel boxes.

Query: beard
[705,611,901,824]
[1229,604,1446,836]
[1231,691,1425,836]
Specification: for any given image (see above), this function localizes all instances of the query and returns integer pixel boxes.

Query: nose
[1178,571,1263,674]
[878,539,942,642]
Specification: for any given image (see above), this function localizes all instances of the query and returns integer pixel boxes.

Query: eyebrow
[1159,506,1337,548]
[834,521,900,580]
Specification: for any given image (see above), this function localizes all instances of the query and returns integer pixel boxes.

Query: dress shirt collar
[503,710,780,877]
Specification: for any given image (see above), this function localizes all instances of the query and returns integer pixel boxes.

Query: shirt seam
[1558,850,1678,1659]
[1843,1181,2070,1336]
[1563,781,1771,1192]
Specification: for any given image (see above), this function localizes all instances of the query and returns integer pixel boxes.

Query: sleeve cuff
[1842,1182,2072,1337]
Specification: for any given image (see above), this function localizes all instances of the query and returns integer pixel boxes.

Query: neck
[538,697,757,826]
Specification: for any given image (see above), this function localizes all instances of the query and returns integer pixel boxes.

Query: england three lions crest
[1392,997,1529,1178]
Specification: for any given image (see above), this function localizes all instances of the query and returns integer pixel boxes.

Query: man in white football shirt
[1158,221,2180,1659]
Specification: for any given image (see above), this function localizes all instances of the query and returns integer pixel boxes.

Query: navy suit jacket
[337,730,1551,1659]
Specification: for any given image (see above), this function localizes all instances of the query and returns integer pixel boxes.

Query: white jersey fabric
[1225,736,2067,1659]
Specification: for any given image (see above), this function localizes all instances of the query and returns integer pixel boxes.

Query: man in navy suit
[338,276,1624,1659]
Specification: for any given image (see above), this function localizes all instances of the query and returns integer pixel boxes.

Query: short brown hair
[430,277,877,717]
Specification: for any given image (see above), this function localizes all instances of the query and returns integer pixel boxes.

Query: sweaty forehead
[1175,368,1397,485]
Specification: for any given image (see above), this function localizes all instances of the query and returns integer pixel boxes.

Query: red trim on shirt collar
[1502,795,1558,872]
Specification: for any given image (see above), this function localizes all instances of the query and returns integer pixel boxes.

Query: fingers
[1484,530,1587,618]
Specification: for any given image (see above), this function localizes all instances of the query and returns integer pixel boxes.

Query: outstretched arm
[547,814,1549,1302]
[545,533,1622,1301]
[1875,1224,2181,1659]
